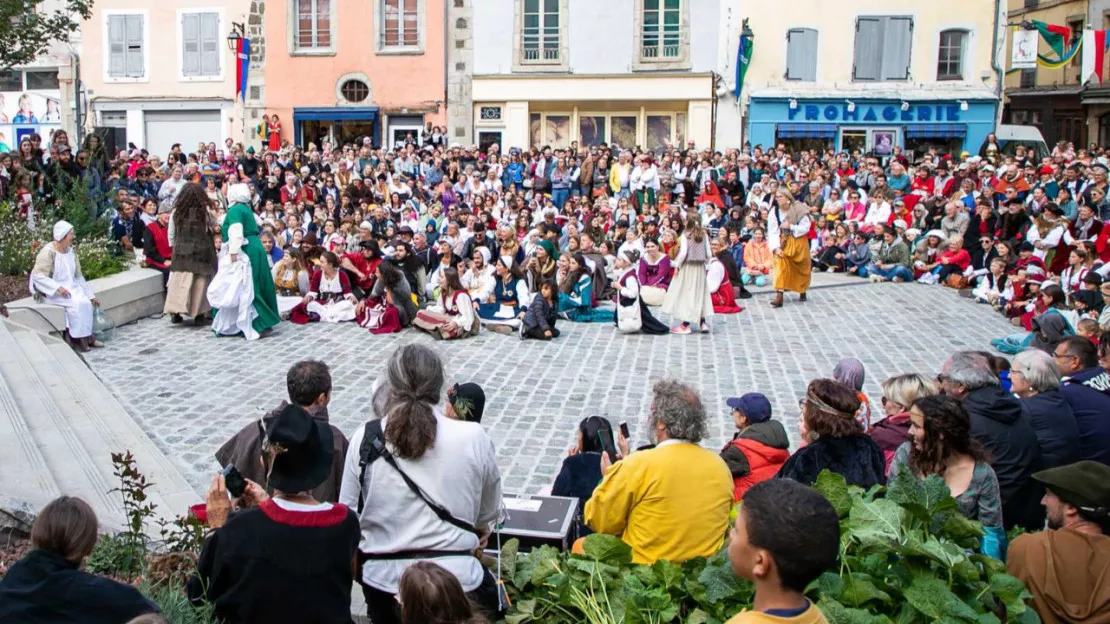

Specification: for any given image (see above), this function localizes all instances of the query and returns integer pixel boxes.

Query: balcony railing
[641,44,681,59]
[522,46,560,62]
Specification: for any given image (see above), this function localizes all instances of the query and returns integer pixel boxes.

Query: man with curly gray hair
[584,380,732,564]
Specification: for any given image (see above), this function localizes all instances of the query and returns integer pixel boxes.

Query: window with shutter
[880,17,912,80]
[785,28,817,81]
[853,16,912,81]
[107,15,126,77]
[125,15,145,77]
[182,13,200,76]
[200,13,220,75]
[853,18,882,81]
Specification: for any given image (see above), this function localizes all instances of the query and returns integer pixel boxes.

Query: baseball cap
[726,393,772,423]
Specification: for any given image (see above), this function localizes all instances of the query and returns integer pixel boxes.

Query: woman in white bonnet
[30,220,102,352]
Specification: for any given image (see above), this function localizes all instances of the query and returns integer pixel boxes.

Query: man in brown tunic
[1008,461,1110,624]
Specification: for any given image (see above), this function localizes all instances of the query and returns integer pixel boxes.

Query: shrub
[500,469,1041,623]
[137,577,218,624]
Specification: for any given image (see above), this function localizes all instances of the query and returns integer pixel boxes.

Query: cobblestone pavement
[84,276,1014,497]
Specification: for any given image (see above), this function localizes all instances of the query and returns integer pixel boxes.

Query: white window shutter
[125,14,144,77]
[200,13,220,75]
[182,13,200,76]
[853,18,882,80]
[880,17,913,80]
[108,16,126,77]
[786,29,817,81]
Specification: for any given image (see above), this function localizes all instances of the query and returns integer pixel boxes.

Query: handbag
[93,306,115,342]
[945,273,969,289]
[617,296,643,333]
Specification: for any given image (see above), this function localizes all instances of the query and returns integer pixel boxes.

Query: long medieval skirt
[772,236,812,294]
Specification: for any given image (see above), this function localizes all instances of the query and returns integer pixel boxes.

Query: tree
[0,0,94,69]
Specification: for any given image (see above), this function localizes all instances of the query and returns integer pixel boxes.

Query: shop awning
[775,123,837,139]
[904,124,966,139]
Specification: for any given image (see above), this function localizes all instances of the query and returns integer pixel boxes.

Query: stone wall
[447,0,474,145]
[245,0,268,149]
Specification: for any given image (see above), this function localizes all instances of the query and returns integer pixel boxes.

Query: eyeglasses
[936,374,950,384]
[1053,351,1077,361]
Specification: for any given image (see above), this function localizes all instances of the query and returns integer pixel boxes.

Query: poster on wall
[0,90,63,152]
[1012,30,1039,70]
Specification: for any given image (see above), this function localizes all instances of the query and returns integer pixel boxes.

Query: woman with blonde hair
[868,373,940,474]
[767,189,812,308]
[661,213,714,334]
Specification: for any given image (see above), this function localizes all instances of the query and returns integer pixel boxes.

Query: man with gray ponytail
[339,344,503,624]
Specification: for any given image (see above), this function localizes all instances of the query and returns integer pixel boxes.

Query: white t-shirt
[339,412,502,593]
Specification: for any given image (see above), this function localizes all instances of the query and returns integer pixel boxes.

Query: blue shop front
[747,96,998,158]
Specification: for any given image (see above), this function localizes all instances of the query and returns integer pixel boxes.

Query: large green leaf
[840,572,893,608]
[582,533,633,565]
[903,577,981,621]
[816,470,854,518]
[697,552,746,604]
[685,609,711,624]
[654,559,684,590]
[846,497,905,550]
[817,597,881,624]
[988,573,1031,618]
[902,533,967,569]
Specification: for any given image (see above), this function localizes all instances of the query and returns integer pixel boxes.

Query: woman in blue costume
[213,183,280,338]
[558,252,614,323]
[477,257,531,332]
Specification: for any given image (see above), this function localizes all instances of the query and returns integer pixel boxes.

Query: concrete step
[0,363,61,507]
[0,319,197,533]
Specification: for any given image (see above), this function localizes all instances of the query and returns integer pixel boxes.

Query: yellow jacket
[725,603,829,623]
[584,440,733,564]
[610,162,633,193]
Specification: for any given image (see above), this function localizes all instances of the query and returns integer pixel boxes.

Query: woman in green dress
[214,183,280,338]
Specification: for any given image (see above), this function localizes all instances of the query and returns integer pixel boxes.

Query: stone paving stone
[83,276,1015,497]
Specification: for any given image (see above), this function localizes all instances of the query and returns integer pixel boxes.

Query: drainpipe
[710,73,718,152]
[991,0,1004,126]
[443,0,449,130]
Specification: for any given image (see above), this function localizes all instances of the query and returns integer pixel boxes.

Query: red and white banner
[1082,28,1107,84]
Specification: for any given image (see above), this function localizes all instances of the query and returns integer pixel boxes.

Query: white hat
[893,219,908,230]
[359,220,373,230]
[228,183,252,205]
[53,220,73,242]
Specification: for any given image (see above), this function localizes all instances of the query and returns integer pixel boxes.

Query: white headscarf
[53,220,74,242]
[228,183,252,205]
[475,246,491,266]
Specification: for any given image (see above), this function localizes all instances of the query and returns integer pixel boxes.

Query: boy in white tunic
[30,220,102,352]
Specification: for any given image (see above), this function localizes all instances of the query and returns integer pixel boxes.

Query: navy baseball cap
[726,393,772,423]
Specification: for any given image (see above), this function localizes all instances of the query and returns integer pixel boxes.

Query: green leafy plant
[107,451,159,579]
[137,577,220,624]
[85,532,139,578]
[500,469,1040,624]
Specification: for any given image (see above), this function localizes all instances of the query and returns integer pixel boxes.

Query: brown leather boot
[769,291,784,308]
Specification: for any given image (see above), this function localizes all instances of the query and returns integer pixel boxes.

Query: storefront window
[1100,113,1110,147]
[646,114,674,153]
[580,115,607,146]
[904,137,962,159]
[612,115,638,148]
[776,137,832,153]
[841,129,866,154]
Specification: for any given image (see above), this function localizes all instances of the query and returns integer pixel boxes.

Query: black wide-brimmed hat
[262,404,334,493]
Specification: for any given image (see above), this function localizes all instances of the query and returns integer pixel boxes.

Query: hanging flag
[734,20,752,102]
[1031,20,1071,60]
[1083,29,1109,84]
[235,38,251,102]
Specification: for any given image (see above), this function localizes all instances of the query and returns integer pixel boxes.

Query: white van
[993,125,1050,161]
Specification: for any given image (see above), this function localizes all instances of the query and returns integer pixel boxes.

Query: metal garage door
[144,110,220,160]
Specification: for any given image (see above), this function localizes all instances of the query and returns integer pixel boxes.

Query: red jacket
[719,421,791,502]
[143,221,172,270]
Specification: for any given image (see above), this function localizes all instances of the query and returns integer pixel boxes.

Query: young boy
[726,479,839,623]
[719,393,790,501]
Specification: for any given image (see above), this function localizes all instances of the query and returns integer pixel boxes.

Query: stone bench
[4,268,165,335]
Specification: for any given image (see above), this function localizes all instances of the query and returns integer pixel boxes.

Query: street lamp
[226,22,245,51]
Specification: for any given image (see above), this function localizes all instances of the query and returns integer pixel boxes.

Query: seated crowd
[3,342,1110,624]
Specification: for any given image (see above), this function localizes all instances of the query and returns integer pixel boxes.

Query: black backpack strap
[356,420,385,515]
[356,419,480,537]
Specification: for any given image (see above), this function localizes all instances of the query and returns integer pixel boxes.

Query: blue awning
[775,123,837,139]
[292,107,379,121]
[904,124,966,139]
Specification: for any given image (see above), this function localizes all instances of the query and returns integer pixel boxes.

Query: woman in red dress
[267,114,282,152]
